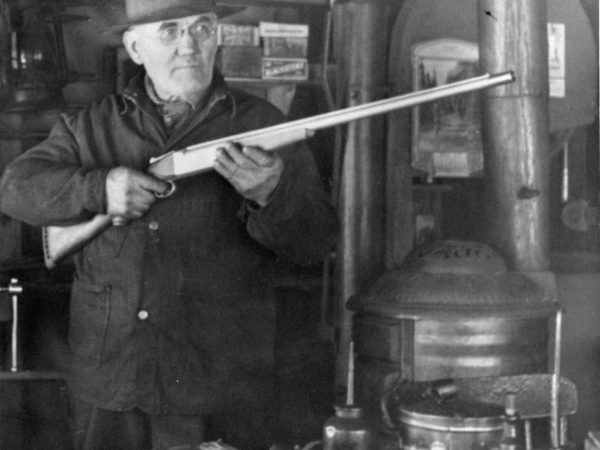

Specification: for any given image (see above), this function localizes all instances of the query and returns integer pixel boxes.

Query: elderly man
[0,0,337,449]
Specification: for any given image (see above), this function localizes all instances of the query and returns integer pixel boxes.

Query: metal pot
[382,380,505,450]
[398,401,504,450]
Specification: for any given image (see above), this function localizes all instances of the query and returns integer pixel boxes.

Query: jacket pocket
[82,224,130,262]
[69,280,111,368]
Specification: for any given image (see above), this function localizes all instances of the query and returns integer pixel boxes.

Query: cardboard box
[262,37,308,58]
[217,24,260,46]
[262,58,308,81]
[216,46,262,79]
[259,22,309,38]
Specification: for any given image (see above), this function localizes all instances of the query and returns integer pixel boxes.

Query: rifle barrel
[148,71,515,180]
[188,71,514,153]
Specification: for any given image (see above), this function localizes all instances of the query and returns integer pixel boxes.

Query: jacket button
[137,310,149,320]
[148,221,159,231]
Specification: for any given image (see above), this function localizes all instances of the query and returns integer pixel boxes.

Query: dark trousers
[72,399,206,450]
[71,397,277,450]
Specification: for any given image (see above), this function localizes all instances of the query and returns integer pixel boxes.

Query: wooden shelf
[226,63,336,87]
[218,0,330,8]
[226,77,323,88]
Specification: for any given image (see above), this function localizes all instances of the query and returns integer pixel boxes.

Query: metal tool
[0,278,23,372]
[0,279,62,380]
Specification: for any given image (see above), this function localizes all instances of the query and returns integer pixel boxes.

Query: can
[322,405,374,450]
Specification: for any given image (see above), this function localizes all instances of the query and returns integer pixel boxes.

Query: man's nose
[177,28,199,53]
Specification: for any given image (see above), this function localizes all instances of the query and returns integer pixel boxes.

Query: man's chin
[175,67,211,81]
[172,80,210,98]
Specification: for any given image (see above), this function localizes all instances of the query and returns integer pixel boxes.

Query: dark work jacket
[0,70,337,415]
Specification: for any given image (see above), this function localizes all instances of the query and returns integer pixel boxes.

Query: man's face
[123,13,218,101]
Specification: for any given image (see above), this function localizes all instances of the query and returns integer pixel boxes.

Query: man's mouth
[176,59,204,67]
[175,64,202,70]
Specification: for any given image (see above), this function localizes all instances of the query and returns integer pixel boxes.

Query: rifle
[42,71,515,269]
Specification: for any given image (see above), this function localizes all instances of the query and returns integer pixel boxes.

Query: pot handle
[380,378,460,431]
[425,378,458,401]
[380,379,407,431]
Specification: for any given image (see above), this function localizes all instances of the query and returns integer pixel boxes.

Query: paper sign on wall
[548,22,565,98]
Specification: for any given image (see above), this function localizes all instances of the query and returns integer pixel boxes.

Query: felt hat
[106,0,240,34]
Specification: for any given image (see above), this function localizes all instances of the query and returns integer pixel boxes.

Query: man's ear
[123,30,143,65]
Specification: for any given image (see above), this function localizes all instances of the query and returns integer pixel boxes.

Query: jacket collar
[122,68,234,117]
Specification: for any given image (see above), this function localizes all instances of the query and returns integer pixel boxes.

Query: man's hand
[213,143,283,207]
[105,167,170,225]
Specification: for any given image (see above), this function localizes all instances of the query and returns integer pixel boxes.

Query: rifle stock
[44,214,112,268]
[42,71,515,269]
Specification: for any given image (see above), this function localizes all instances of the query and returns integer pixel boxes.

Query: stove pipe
[478,0,551,271]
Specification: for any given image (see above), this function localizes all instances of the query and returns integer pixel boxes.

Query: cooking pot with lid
[382,380,505,450]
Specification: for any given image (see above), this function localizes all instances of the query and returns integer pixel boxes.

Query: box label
[259,22,309,38]
[217,24,260,46]
[262,58,308,80]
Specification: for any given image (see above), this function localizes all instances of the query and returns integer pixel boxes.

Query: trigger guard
[155,181,176,198]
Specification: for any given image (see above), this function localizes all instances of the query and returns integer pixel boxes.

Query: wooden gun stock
[43,214,112,268]
[42,71,515,268]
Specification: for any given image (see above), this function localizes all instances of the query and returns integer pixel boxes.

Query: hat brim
[103,5,244,35]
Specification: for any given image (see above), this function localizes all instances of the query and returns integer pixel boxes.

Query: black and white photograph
[0,1,597,449]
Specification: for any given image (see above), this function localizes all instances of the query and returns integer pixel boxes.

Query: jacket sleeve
[244,141,338,266]
[0,113,109,226]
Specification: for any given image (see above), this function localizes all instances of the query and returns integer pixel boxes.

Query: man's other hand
[214,143,283,207]
[105,167,170,223]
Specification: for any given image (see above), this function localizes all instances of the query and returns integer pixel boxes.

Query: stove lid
[347,240,557,318]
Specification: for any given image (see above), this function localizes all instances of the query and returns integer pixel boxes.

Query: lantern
[7,4,67,110]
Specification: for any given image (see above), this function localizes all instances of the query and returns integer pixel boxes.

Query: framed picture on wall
[411,39,483,179]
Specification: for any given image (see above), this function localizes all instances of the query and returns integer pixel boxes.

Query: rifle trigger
[155,180,176,198]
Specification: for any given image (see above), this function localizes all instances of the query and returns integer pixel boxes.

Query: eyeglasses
[157,19,217,46]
